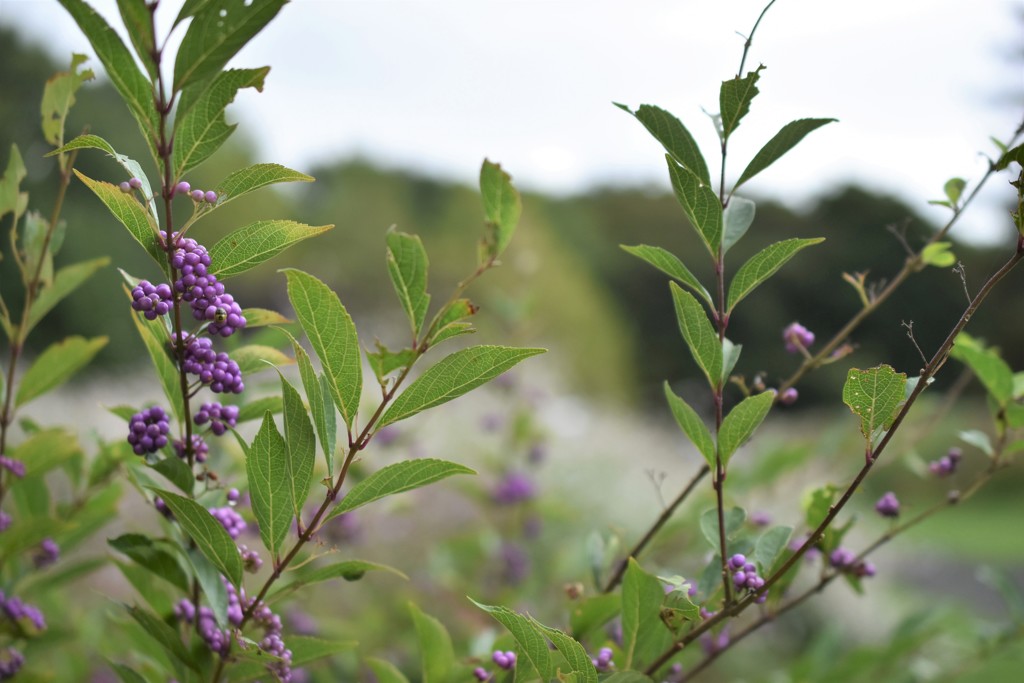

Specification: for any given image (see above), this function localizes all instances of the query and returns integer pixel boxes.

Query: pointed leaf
[108,533,190,592]
[666,157,722,257]
[367,344,415,385]
[621,559,673,670]
[379,346,545,427]
[921,241,957,268]
[718,390,775,465]
[616,102,711,184]
[721,337,742,383]
[279,373,316,518]
[753,525,792,574]
[569,593,621,639]
[173,68,270,175]
[208,219,332,279]
[386,230,431,337]
[720,66,764,140]
[241,307,290,328]
[366,659,411,683]
[236,395,282,423]
[699,507,746,549]
[247,411,291,556]
[472,600,554,681]
[409,603,456,683]
[995,143,1024,171]
[735,118,836,189]
[56,0,160,159]
[284,269,361,430]
[722,196,755,253]
[150,488,243,586]
[604,674,657,683]
[173,0,286,91]
[669,282,721,389]
[41,53,95,147]
[231,344,293,375]
[727,237,824,313]
[663,382,715,469]
[127,605,199,672]
[150,456,194,494]
[842,365,908,444]
[15,335,107,407]
[52,135,158,220]
[115,0,157,80]
[75,170,162,266]
[621,244,711,306]
[326,459,475,521]
[289,335,336,477]
[208,163,314,213]
[950,336,1013,406]
[273,560,407,600]
[529,618,598,683]
[186,546,230,630]
[479,159,522,263]
[27,257,109,335]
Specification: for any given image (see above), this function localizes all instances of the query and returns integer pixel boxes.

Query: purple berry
[119,181,131,193]
[209,506,246,539]
[473,667,490,681]
[829,547,856,570]
[875,491,900,518]
[33,538,59,568]
[0,456,25,478]
[175,181,191,195]
[0,647,25,679]
[733,571,747,588]
[240,545,263,573]
[190,189,205,202]
[127,406,170,455]
[128,177,142,189]
[492,472,536,505]
[173,434,209,463]
[204,190,218,203]
[780,387,799,405]
[130,280,174,320]
[928,449,961,478]
[0,512,11,532]
[728,553,746,570]
[783,322,815,353]
[226,488,240,505]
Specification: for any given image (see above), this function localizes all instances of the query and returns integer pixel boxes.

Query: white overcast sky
[2,0,1023,242]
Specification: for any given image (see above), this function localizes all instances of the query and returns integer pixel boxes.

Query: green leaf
[944,177,967,205]
[367,344,416,385]
[719,66,764,140]
[378,346,545,427]
[108,533,190,592]
[621,244,712,306]
[132,310,184,423]
[41,53,95,147]
[273,560,407,599]
[734,118,836,189]
[615,102,711,185]
[284,269,362,430]
[529,618,598,683]
[722,196,755,253]
[920,241,957,268]
[226,637,358,681]
[472,600,554,681]
[236,395,282,423]
[56,0,160,161]
[699,507,746,549]
[186,546,231,630]
[26,257,109,335]
[569,593,621,639]
[427,298,478,346]
[753,525,793,573]
[211,163,315,211]
[326,459,475,521]
[479,159,522,263]
[115,0,156,80]
[669,282,722,390]
[621,559,673,670]
[663,382,715,469]
[247,411,292,556]
[718,390,775,465]
[366,658,411,683]
[173,0,286,92]
[173,68,270,175]
[15,335,107,407]
[289,335,336,476]
[11,429,80,477]
[661,587,700,633]
[995,143,1024,171]
[666,157,722,257]
[842,365,908,445]
[386,230,431,337]
[279,373,316,518]
[950,335,1014,406]
[108,663,149,683]
[409,602,456,683]
[51,134,158,220]
[0,144,27,229]
[241,307,290,327]
[127,604,199,672]
[74,170,162,266]
[231,344,294,375]
[726,237,825,313]
[150,488,243,586]
[208,220,332,280]
[959,429,993,457]
[603,674,657,683]
[18,211,54,288]
[721,337,742,383]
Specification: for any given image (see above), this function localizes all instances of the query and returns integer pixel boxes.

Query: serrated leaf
[366,659,411,683]
[41,53,95,147]
[15,335,107,407]
[247,411,291,556]
[621,244,711,306]
[842,365,908,445]
[621,559,673,670]
[0,144,28,226]
[722,196,756,253]
[127,604,199,672]
[231,344,293,375]
[186,546,230,630]
[208,219,333,279]
[753,526,792,573]
[529,618,598,683]
[173,68,270,175]
[56,0,160,161]
[727,237,824,313]
[472,600,554,681]
[173,0,285,91]
[386,230,430,337]
[115,0,156,80]
[284,269,361,430]
[150,455,194,494]
[663,382,715,469]
[921,241,957,268]
[409,602,456,683]
[210,163,314,211]
[479,159,521,262]
[720,66,764,140]
[51,134,158,220]
[569,593,621,639]
[326,459,475,521]
[669,282,721,390]
[699,506,746,549]
[108,534,190,592]
[379,346,544,427]
[666,157,722,257]
[287,334,336,476]
[241,307,290,327]
[279,373,316,518]
[616,102,711,185]
[26,257,109,335]
[429,322,475,346]
[995,143,1024,171]
[735,118,836,189]
[151,488,243,586]
[75,170,162,266]
[272,560,407,601]
[950,335,1013,406]
[718,390,775,465]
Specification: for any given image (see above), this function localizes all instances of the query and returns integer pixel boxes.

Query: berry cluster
[176,334,245,394]
[174,181,218,205]
[127,406,170,455]
[829,547,876,578]
[118,176,143,193]
[779,387,799,405]
[33,538,59,569]
[473,650,518,681]
[875,491,900,517]
[783,322,815,354]
[164,232,247,337]
[0,647,24,679]
[209,506,247,539]
[173,434,209,463]
[0,456,25,479]
[0,591,45,632]
[194,402,240,436]
[728,554,767,603]
[592,646,614,672]
[130,280,173,320]
[491,472,536,505]
[239,544,263,573]
[929,447,962,477]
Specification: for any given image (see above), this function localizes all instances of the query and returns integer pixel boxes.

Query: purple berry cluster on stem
[492,650,517,670]
[0,591,45,632]
[173,434,208,463]
[829,547,876,578]
[127,406,170,455]
[728,553,767,603]
[175,334,244,394]
[0,456,25,479]
[592,646,614,672]
[209,506,246,539]
[929,447,962,477]
[0,648,24,680]
[783,322,815,354]
[130,280,173,320]
[491,471,536,505]
[875,491,900,518]
[33,538,59,569]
